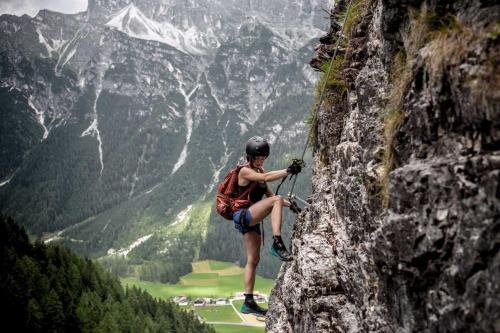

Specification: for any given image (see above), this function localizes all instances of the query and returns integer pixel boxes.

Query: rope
[275,175,288,195]
[287,0,354,200]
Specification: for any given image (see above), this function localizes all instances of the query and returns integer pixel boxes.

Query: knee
[247,255,260,267]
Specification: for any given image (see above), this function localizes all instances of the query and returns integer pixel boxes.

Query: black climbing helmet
[246,136,270,158]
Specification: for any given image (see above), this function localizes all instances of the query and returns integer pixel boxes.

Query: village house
[215,298,228,305]
[193,298,206,306]
[173,295,189,306]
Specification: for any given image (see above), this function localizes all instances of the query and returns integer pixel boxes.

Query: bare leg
[248,195,284,235]
[243,231,261,294]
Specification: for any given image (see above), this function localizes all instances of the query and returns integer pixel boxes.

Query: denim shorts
[233,208,261,235]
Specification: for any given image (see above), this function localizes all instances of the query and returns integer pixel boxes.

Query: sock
[244,293,254,304]
[273,235,282,243]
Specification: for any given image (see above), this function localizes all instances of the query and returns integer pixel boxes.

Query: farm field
[121,260,272,333]
[121,260,274,299]
[193,305,241,322]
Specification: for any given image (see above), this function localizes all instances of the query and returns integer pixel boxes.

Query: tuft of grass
[405,7,434,56]
[319,57,347,90]
[379,6,498,207]
[381,108,404,205]
[338,0,373,37]
[380,50,413,207]
[379,7,429,206]
[304,0,367,148]
[488,23,500,40]
[305,55,347,147]
[423,12,460,34]
[304,106,318,149]
[424,19,499,105]
[304,1,374,149]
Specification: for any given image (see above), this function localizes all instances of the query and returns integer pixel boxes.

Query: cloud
[0,0,88,17]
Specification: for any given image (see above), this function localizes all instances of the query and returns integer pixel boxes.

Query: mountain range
[0,0,324,279]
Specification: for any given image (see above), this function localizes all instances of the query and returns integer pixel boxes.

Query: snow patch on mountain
[44,216,96,244]
[81,83,105,175]
[144,183,161,195]
[206,74,226,115]
[206,130,232,195]
[239,123,248,135]
[55,25,88,75]
[0,176,13,187]
[107,234,153,257]
[28,96,49,141]
[81,118,104,172]
[61,48,76,68]
[44,230,64,243]
[102,220,111,232]
[267,124,283,145]
[247,74,273,125]
[36,27,55,56]
[169,205,193,227]
[105,3,209,55]
[171,83,199,175]
[36,26,66,58]
[129,144,147,198]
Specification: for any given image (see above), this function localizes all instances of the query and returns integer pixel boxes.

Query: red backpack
[215,163,260,220]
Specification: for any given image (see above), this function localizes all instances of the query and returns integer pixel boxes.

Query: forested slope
[0,215,214,333]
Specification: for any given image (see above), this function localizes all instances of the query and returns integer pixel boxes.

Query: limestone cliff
[267,0,500,332]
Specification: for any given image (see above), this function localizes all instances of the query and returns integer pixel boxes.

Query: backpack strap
[230,163,259,212]
[233,163,261,200]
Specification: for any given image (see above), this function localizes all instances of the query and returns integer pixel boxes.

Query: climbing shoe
[240,300,267,317]
[270,236,293,261]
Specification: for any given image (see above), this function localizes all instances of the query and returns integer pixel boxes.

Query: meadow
[121,260,271,333]
[122,260,274,299]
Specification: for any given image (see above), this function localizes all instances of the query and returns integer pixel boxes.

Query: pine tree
[96,311,120,333]
[76,291,101,332]
[44,289,65,332]
[27,298,43,332]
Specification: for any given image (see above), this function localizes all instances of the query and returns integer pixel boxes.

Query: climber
[236,136,302,317]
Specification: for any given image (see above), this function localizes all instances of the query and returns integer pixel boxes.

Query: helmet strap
[249,156,256,168]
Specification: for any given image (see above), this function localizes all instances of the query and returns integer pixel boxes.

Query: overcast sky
[0,0,88,17]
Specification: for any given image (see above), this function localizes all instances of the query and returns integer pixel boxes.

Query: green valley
[121,260,271,333]
[121,260,274,299]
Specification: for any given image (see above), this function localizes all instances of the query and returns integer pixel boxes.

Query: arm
[239,167,288,183]
[265,183,274,197]
[265,183,291,206]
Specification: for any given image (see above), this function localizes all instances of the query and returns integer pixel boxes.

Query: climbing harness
[281,0,354,213]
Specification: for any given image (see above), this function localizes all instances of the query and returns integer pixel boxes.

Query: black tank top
[237,181,267,203]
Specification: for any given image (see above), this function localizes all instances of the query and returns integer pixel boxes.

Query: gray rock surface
[267,0,499,332]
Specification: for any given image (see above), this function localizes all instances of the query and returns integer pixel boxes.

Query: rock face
[267,0,500,332]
